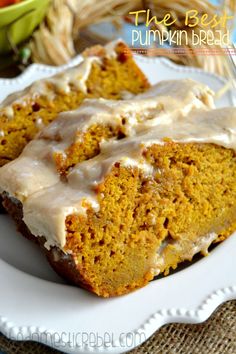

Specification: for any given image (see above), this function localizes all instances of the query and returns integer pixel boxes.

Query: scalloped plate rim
[0,53,229,84]
[0,54,235,354]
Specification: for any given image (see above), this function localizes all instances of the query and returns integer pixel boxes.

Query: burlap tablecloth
[0,300,235,354]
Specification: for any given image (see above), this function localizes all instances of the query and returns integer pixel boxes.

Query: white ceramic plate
[0,55,236,354]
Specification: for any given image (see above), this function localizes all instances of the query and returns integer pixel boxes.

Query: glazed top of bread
[0,40,120,120]
[1,78,235,250]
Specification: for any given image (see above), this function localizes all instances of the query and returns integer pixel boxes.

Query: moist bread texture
[1,78,235,297]
[0,41,149,166]
[2,141,236,297]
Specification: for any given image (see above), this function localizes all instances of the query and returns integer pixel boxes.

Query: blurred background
[0,0,235,77]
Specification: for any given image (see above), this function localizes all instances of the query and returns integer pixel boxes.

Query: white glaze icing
[0,79,234,251]
[39,78,214,147]
[4,106,14,120]
[152,232,218,276]
[0,57,97,114]
[0,39,121,118]
[0,79,213,201]
[35,117,44,129]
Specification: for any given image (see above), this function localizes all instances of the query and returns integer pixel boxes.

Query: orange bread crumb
[61,143,236,296]
[0,42,149,166]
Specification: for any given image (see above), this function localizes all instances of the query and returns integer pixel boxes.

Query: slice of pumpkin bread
[0,41,149,166]
[1,81,235,298]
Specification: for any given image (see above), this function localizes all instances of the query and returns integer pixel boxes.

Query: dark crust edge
[2,193,98,296]
[0,195,6,213]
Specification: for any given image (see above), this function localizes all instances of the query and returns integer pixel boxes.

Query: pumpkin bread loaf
[1,79,236,297]
[0,41,149,166]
